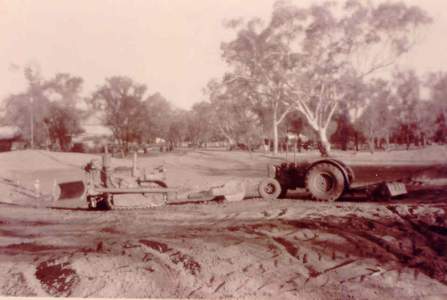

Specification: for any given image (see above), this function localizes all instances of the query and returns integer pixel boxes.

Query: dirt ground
[0,147,447,299]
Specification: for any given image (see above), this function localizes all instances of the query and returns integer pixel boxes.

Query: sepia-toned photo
[0,0,446,299]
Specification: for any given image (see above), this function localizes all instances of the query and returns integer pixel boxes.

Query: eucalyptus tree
[144,92,173,142]
[283,0,431,154]
[356,78,397,152]
[220,0,430,155]
[426,72,447,143]
[3,66,84,149]
[90,76,148,155]
[205,78,262,147]
[187,101,217,147]
[220,4,307,154]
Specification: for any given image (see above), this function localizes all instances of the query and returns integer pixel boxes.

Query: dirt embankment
[0,198,447,299]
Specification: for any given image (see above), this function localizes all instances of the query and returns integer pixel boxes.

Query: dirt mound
[332,145,447,165]
[0,150,130,175]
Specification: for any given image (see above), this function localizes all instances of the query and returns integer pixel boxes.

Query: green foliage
[355,70,447,151]
[356,78,396,151]
[44,102,84,151]
[186,101,217,146]
[3,69,84,149]
[205,78,263,146]
[217,0,431,154]
[330,103,355,151]
[90,76,148,155]
[1,1,435,154]
[167,110,188,146]
[427,72,447,143]
[44,73,83,106]
[144,92,172,141]
[220,5,299,153]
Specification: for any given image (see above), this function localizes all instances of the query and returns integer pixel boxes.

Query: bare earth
[0,147,447,299]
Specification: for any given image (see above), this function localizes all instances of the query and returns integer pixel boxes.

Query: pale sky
[0,0,446,109]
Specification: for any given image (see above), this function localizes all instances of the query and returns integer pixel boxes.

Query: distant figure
[34,179,40,195]
[297,137,302,153]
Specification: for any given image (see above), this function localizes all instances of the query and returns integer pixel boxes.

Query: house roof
[0,126,21,140]
[74,111,113,141]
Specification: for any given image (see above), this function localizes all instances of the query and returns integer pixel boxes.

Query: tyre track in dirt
[279,214,447,284]
[1,195,447,298]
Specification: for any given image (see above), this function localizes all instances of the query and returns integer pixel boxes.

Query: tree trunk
[367,138,375,154]
[273,114,279,155]
[341,135,348,151]
[317,128,330,157]
[219,128,234,148]
[385,134,390,151]
[406,133,410,150]
[117,139,126,158]
[226,136,235,147]
[354,132,359,152]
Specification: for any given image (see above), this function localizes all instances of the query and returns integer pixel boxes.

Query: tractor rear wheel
[259,178,282,200]
[305,163,345,202]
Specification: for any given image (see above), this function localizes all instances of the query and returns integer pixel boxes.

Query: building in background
[0,126,23,151]
[71,113,112,152]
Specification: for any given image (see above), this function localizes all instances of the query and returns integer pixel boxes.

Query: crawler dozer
[56,148,176,210]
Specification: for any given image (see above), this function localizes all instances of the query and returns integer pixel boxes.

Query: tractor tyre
[87,196,97,210]
[305,163,346,202]
[259,178,282,200]
[96,194,114,210]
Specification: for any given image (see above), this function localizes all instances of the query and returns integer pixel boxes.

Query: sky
[0,0,446,110]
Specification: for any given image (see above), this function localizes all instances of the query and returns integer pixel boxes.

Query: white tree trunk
[225,135,235,147]
[295,98,334,156]
[218,125,235,147]
[317,127,331,155]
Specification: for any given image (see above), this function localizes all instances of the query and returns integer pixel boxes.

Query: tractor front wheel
[259,178,282,200]
[305,163,346,202]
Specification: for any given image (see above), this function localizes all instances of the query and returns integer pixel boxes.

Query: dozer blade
[54,181,86,201]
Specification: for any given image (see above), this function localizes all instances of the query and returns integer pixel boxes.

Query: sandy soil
[0,147,447,299]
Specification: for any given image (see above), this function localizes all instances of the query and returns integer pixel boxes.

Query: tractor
[258,158,409,202]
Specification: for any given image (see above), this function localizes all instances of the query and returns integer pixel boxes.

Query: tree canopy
[90,76,149,155]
